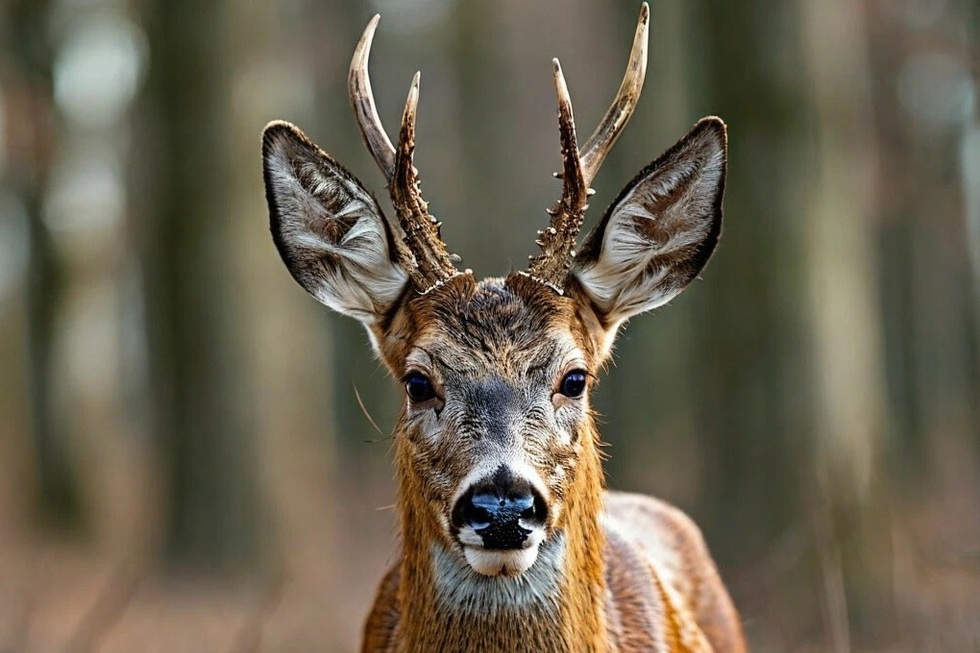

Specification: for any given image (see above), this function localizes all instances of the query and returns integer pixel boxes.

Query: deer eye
[405,372,436,403]
[559,370,588,398]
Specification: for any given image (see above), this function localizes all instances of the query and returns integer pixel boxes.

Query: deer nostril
[463,492,497,530]
[521,493,547,522]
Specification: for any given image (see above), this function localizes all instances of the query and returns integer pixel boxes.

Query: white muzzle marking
[462,527,546,577]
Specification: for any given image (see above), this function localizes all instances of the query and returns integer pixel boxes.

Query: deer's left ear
[572,117,727,327]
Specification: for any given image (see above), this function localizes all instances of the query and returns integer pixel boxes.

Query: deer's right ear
[262,121,409,325]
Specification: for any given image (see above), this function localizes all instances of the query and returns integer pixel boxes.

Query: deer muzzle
[450,464,549,576]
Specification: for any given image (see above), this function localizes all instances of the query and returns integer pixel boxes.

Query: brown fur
[355,274,744,652]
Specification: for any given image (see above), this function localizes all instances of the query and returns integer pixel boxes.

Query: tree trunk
[695,0,815,562]
[138,0,257,568]
[9,0,84,531]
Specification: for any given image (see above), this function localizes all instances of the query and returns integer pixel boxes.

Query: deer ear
[572,117,726,327]
[263,121,409,325]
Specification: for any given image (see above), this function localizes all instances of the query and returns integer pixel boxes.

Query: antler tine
[552,59,586,204]
[524,3,650,291]
[349,15,396,179]
[579,2,649,186]
[391,72,460,292]
[525,60,588,291]
[348,17,459,293]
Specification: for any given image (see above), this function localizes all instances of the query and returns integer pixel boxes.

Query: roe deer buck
[262,4,745,651]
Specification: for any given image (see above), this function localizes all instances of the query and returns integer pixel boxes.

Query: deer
[261,4,745,652]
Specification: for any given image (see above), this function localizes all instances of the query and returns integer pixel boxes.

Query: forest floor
[0,535,385,653]
[1,464,978,652]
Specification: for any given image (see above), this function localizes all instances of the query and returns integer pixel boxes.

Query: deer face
[373,274,604,576]
[262,4,726,578]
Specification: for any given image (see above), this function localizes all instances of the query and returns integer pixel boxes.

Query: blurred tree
[801,0,891,644]
[693,0,815,561]
[137,0,257,568]
[7,0,84,531]
[868,0,980,465]
[451,0,512,273]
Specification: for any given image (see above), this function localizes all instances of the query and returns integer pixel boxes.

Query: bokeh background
[0,0,978,650]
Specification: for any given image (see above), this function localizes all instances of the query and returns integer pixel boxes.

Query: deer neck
[394,441,610,653]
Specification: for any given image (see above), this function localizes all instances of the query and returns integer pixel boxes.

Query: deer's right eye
[559,370,588,398]
[405,372,436,403]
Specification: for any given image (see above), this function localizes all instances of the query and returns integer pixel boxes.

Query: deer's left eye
[405,372,436,403]
[559,370,588,398]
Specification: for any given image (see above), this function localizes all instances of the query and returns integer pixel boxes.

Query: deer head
[262,3,725,586]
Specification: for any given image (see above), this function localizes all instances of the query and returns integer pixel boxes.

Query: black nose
[451,466,548,550]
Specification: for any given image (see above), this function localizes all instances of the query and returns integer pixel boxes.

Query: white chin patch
[463,541,541,577]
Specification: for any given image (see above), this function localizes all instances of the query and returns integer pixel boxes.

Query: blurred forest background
[0,0,978,650]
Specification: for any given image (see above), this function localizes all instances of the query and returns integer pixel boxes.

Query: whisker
[354,382,386,439]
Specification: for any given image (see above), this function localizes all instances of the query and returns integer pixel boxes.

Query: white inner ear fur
[574,125,725,324]
[264,127,408,324]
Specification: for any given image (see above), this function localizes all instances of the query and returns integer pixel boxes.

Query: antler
[349,16,460,293]
[525,2,650,291]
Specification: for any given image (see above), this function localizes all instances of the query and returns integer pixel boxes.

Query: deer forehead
[385,276,598,379]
